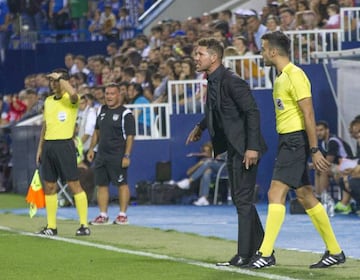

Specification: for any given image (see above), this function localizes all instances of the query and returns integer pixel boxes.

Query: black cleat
[248,251,276,269]
[75,224,91,236]
[309,250,346,269]
[37,227,57,236]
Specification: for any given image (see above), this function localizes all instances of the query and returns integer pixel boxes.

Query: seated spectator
[48,0,70,38]
[297,0,310,12]
[149,24,164,49]
[296,10,318,30]
[246,12,268,54]
[349,117,360,158]
[127,82,151,136]
[100,3,117,39]
[101,64,114,85]
[35,73,50,99]
[265,15,281,32]
[177,143,227,206]
[322,4,340,29]
[135,34,151,59]
[6,93,27,124]
[64,53,79,75]
[279,8,297,31]
[332,117,360,214]
[331,161,358,214]
[88,9,104,41]
[339,0,358,40]
[0,96,9,126]
[77,95,97,164]
[116,7,134,41]
[224,46,265,88]
[177,57,204,113]
[232,35,252,56]
[314,120,354,211]
[134,69,153,101]
[19,88,44,121]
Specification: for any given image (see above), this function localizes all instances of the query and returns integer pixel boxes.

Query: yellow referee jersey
[44,92,78,140]
[273,63,311,134]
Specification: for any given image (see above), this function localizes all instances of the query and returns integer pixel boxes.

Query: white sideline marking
[0,225,302,280]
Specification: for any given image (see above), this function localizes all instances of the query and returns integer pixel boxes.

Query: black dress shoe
[232,256,250,267]
[216,255,250,267]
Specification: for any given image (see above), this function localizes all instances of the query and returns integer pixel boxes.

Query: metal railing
[223,55,274,89]
[284,29,342,64]
[125,102,171,140]
[340,7,360,42]
[167,79,207,115]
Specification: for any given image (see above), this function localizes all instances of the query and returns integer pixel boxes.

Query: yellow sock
[306,203,341,254]
[74,191,88,227]
[259,203,286,256]
[45,194,58,229]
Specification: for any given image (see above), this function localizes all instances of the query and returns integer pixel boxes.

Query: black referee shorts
[41,139,79,182]
[272,130,311,189]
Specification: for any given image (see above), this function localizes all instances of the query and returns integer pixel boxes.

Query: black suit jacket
[199,65,267,157]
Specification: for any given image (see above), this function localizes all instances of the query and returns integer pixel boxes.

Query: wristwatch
[123,154,130,159]
[310,147,319,154]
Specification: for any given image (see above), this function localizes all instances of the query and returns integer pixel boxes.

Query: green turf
[1,194,359,279]
[0,193,28,209]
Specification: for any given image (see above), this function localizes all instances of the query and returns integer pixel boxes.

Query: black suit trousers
[227,145,264,258]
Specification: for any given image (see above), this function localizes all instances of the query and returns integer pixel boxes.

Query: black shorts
[41,139,79,182]
[272,130,311,188]
[94,155,128,187]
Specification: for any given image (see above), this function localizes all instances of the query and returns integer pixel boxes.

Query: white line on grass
[0,225,302,280]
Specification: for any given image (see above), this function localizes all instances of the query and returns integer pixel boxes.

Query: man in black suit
[186,37,266,267]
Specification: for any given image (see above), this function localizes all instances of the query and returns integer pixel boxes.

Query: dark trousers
[227,145,264,258]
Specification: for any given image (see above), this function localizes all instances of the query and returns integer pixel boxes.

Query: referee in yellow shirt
[36,68,90,236]
[249,31,345,269]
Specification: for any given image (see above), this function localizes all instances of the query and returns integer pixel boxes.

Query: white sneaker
[177,178,190,189]
[193,197,209,206]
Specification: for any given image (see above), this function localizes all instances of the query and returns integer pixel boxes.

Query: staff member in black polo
[186,38,267,267]
[88,83,135,225]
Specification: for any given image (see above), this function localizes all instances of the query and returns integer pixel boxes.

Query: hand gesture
[186,125,202,145]
[46,72,63,81]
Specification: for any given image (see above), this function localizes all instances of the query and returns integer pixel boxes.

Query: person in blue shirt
[127,82,151,136]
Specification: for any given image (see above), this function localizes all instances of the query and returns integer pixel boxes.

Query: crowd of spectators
[0,0,155,47]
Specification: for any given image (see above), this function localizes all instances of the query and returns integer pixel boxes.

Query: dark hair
[123,66,136,78]
[105,82,120,92]
[280,8,295,16]
[118,81,129,88]
[75,55,86,64]
[316,120,329,129]
[196,37,224,59]
[261,31,291,56]
[129,82,143,97]
[26,88,37,95]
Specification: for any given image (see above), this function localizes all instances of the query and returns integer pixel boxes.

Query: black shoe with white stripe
[248,251,276,269]
[37,227,57,236]
[76,225,91,236]
[309,250,346,269]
